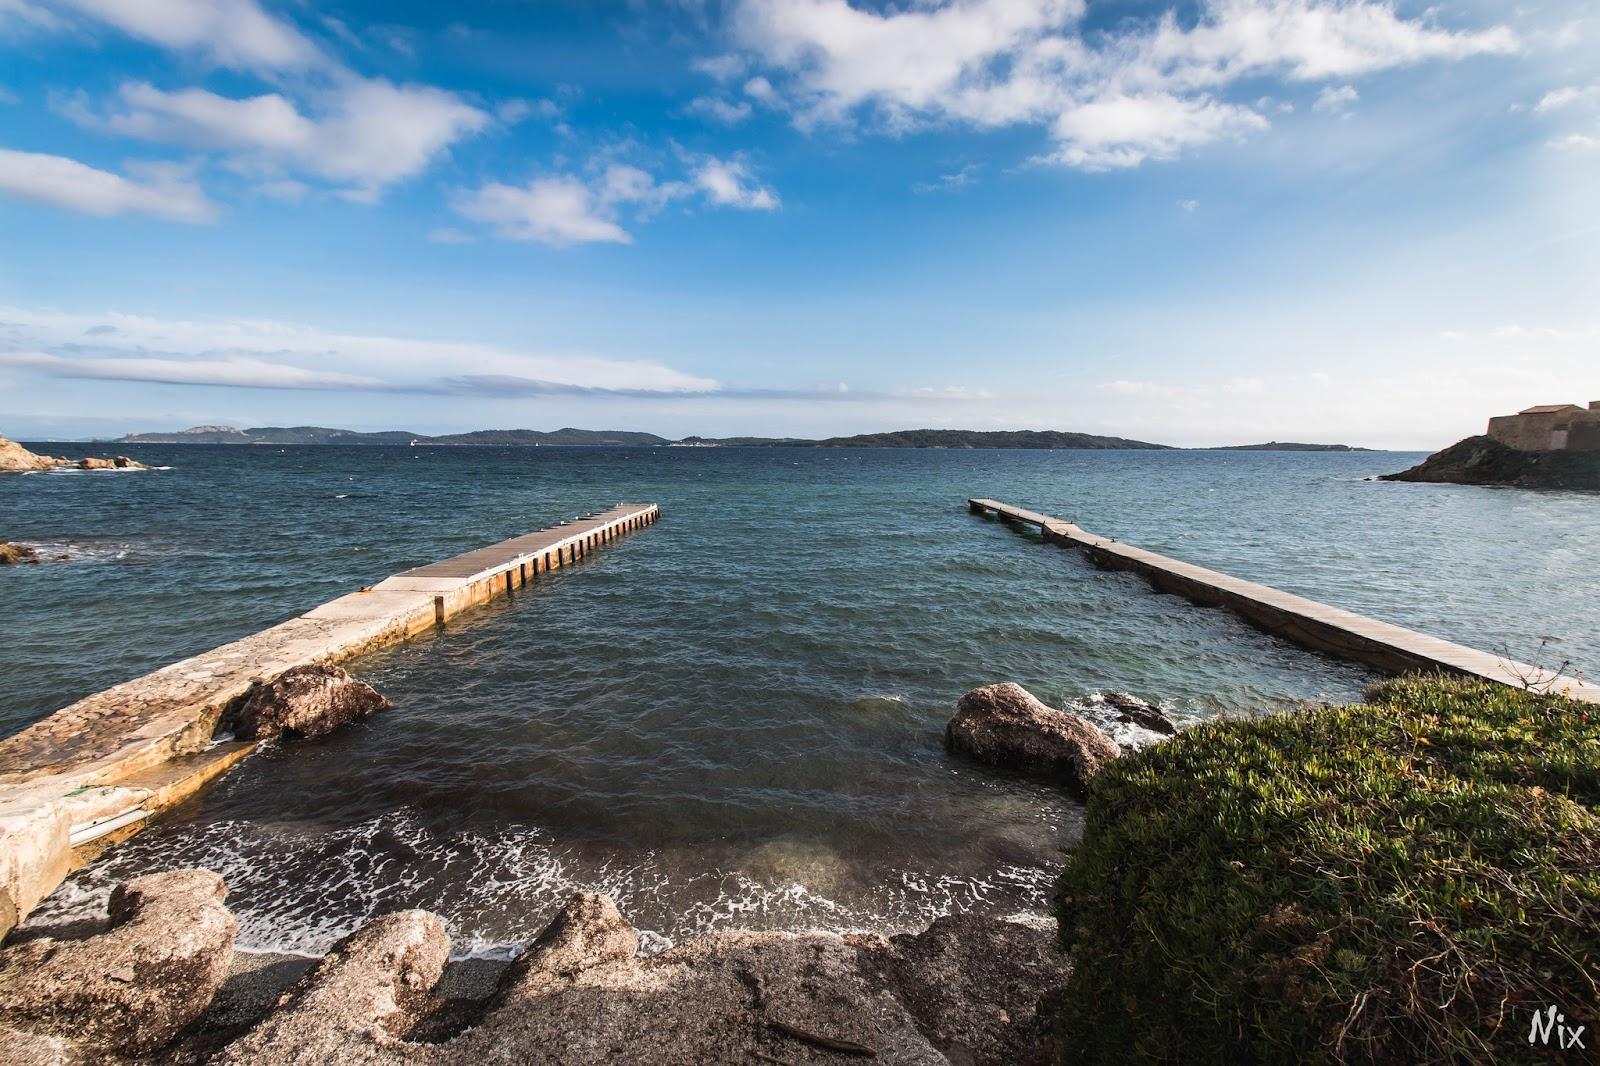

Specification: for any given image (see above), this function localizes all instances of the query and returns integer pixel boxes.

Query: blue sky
[1,0,1596,447]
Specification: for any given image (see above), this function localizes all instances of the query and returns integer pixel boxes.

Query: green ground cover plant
[1056,675,1599,1063]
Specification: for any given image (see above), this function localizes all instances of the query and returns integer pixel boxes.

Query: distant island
[116,425,1172,450]
[1214,442,1373,452]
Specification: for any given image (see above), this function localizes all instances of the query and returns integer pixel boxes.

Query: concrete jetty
[969,498,1600,704]
[0,503,658,936]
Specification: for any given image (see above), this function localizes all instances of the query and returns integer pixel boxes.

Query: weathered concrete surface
[231,664,391,740]
[945,683,1120,799]
[211,891,1066,1066]
[0,504,658,938]
[0,869,235,1057]
[968,499,1600,704]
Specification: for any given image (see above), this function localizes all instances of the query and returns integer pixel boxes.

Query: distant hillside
[811,429,1171,449]
[115,426,1171,449]
[682,430,1170,449]
[119,426,670,447]
[1214,442,1373,452]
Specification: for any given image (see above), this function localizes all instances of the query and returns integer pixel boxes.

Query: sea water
[5,445,1595,954]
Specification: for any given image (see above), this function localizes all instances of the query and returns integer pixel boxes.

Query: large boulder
[76,455,149,471]
[946,683,1119,798]
[232,664,391,740]
[0,869,236,1055]
[0,436,60,474]
[0,543,39,566]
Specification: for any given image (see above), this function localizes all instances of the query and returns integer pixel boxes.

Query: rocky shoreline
[1381,434,1600,490]
[0,680,1158,1064]
[0,433,150,475]
[0,870,1070,1065]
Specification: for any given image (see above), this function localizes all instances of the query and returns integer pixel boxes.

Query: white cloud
[0,349,386,389]
[693,157,779,209]
[687,95,755,124]
[724,0,1517,168]
[0,305,722,394]
[914,163,980,193]
[255,178,306,202]
[0,147,215,221]
[455,174,634,246]
[1535,84,1600,113]
[79,78,489,199]
[426,226,475,245]
[52,0,323,72]
[1046,93,1266,168]
[1313,84,1359,113]
[456,155,778,246]
[1179,197,1199,211]
[1548,133,1598,151]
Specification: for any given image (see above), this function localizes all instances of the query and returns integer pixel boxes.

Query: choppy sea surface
[5,444,1596,955]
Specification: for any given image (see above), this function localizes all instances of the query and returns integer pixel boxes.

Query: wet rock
[0,869,236,1055]
[496,892,639,999]
[946,683,1119,799]
[0,543,39,566]
[220,893,1068,1064]
[451,922,947,1065]
[75,455,149,471]
[866,913,1071,1066]
[215,911,448,1065]
[232,664,391,740]
[1098,692,1178,736]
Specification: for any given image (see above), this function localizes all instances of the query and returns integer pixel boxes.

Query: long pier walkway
[0,503,658,935]
[969,498,1600,705]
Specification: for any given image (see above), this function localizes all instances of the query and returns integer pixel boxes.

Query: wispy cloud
[914,163,980,193]
[455,155,777,246]
[0,148,215,221]
[0,306,720,394]
[1535,83,1600,113]
[63,78,489,201]
[50,0,326,72]
[721,0,1517,169]
[1313,85,1359,114]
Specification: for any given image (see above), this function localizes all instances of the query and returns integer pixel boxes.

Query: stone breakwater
[967,499,1600,704]
[0,504,659,939]
[0,869,1069,1065]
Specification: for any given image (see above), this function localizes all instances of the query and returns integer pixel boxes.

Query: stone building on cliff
[1486,402,1600,452]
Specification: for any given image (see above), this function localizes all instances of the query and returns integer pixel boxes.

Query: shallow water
[6,445,1596,954]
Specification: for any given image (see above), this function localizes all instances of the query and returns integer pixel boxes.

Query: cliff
[1381,435,1600,490]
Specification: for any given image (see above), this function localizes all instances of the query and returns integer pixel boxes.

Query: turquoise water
[6,445,1596,954]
